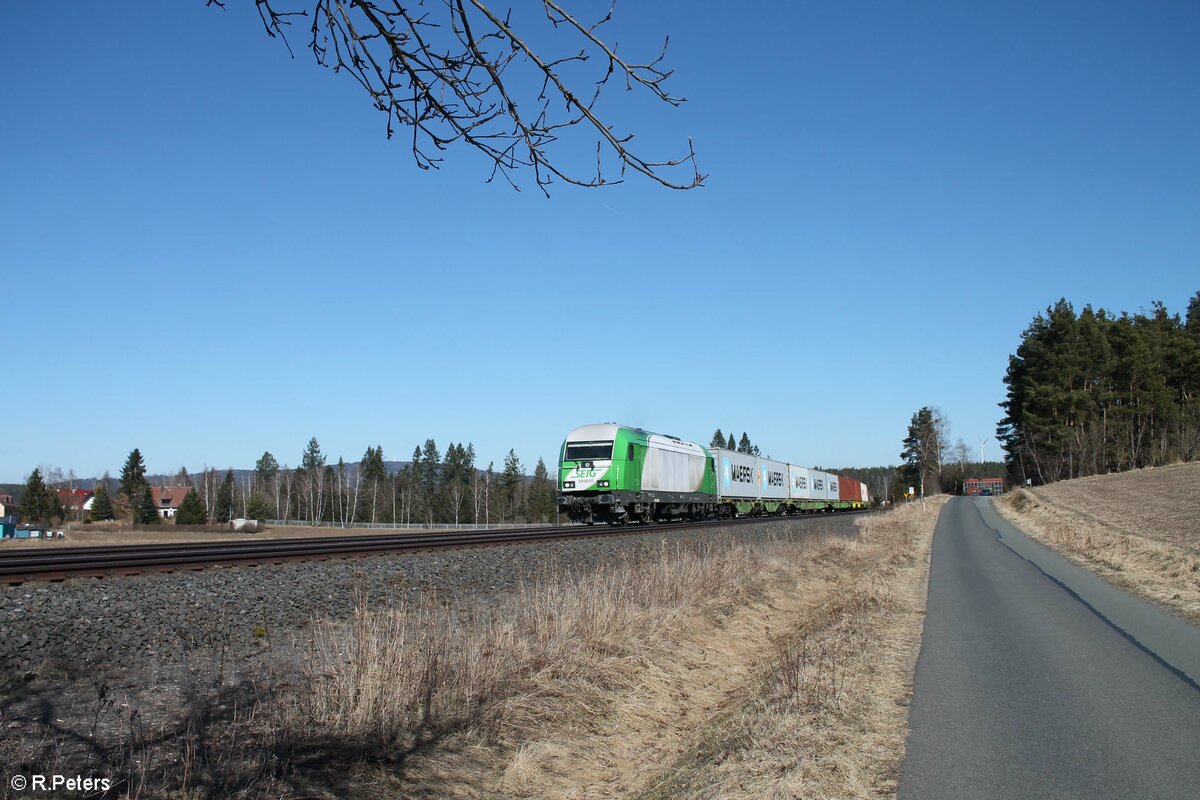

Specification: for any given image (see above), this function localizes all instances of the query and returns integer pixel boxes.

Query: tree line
[16,439,559,528]
[998,292,1200,484]
[709,429,761,455]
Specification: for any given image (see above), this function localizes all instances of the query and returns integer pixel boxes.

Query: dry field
[283,501,941,799]
[995,462,1200,624]
[4,505,942,798]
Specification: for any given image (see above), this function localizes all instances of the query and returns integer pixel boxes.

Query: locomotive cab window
[628,444,635,461]
[565,441,613,461]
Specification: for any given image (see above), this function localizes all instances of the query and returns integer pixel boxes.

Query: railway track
[0,513,864,585]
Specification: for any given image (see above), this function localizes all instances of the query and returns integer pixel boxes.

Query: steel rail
[0,512,867,585]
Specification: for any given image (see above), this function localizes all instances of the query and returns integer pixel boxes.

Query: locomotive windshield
[564,441,613,461]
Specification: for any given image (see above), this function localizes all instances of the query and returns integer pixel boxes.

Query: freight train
[556,423,869,525]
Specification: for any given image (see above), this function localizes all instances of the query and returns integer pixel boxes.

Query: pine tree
[726,433,735,449]
[300,438,326,523]
[301,439,324,471]
[420,439,441,523]
[46,491,65,524]
[137,487,160,524]
[90,478,115,521]
[246,492,272,521]
[442,442,473,523]
[175,488,207,525]
[500,449,522,521]
[255,451,279,485]
[527,457,554,522]
[21,468,49,525]
[215,469,236,522]
[998,293,1200,481]
[737,433,752,454]
[360,446,388,483]
[900,407,943,499]
[710,428,725,449]
[119,448,149,503]
[358,445,389,523]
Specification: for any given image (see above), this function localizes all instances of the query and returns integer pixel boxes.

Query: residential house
[0,494,16,520]
[57,489,95,519]
[151,485,193,519]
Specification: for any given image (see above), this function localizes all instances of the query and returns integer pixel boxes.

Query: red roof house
[57,489,95,513]
[151,486,193,519]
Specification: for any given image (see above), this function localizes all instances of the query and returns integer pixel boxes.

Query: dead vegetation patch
[634,498,942,800]
[996,477,1200,624]
[3,509,940,798]
[1024,462,1200,551]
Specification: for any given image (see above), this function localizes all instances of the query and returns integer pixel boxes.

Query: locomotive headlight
[563,481,575,489]
[598,480,610,488]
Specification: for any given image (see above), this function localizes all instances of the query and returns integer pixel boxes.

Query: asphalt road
[899,496,1200,800]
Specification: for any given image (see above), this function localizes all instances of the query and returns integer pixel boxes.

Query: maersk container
[788,465,814,500]
[758,457,790,501]
[714,448,760,499]
[642,435,709,494]
[860,483,869,503]
[812,470,838,501]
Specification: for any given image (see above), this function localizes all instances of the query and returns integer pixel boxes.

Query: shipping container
[788,465,814,500]
[860,483,869,503]
[714,448,760,500]
[809,470,830,501]
[838,476,857,502]
[757,457,790,501]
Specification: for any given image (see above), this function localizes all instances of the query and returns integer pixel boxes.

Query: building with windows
[57,489,95,518]
[151,486,193,518]
[964,477,1005,496]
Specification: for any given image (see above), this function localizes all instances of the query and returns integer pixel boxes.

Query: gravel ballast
[0,516,857,677]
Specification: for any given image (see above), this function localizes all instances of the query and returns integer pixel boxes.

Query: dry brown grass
[18,509,940,798]
[290,502,942,799]
[1022,462,1200,550]
[995,468,1200,624]
[634,498,943,800]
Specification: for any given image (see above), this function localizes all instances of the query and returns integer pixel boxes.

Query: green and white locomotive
[555,423,717,525]
[556,422,870,524]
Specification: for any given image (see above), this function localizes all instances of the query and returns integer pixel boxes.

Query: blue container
[14,529,30,540]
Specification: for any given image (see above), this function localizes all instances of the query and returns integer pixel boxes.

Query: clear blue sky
[2,1,1197,482]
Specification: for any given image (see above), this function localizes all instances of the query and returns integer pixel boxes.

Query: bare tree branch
[208,0,704,194]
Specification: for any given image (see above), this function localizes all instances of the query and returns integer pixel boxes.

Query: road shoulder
[979,497,1200,686]
[993,488,1200,624]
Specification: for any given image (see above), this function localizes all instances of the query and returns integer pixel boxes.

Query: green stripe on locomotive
[559,426,717,496]
[558,426,646,492]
